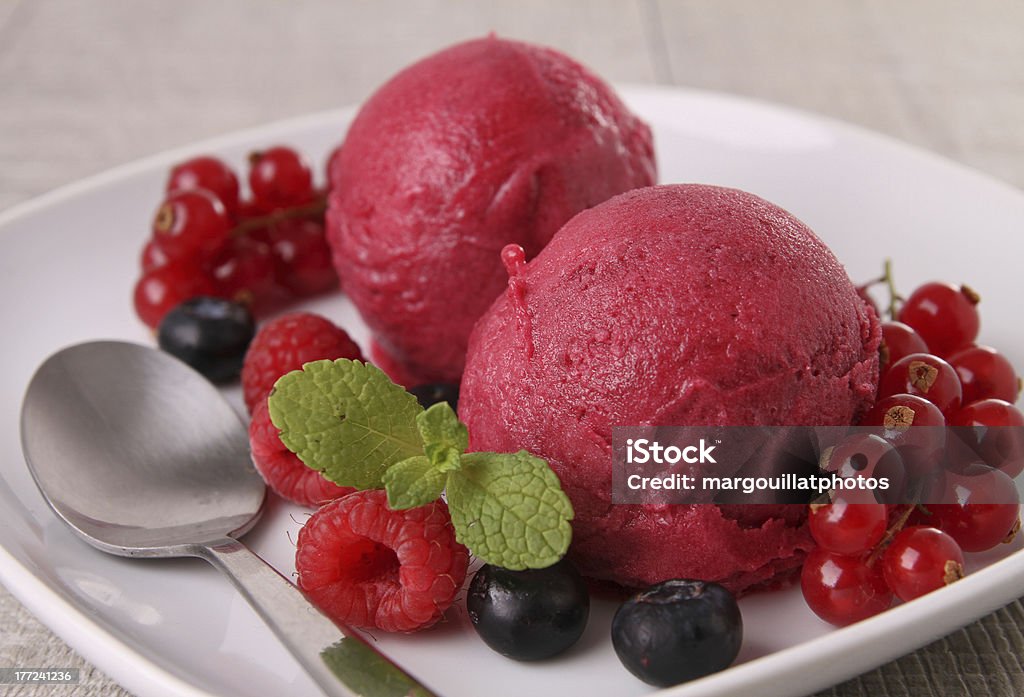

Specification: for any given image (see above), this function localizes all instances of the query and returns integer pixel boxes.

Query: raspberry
[241,312,364,413]
[248,401,354,507]
[296,490,469,632]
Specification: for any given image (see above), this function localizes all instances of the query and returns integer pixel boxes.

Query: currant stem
[231,194,328,237]
[881,258,902,320]
[866,502,917,566]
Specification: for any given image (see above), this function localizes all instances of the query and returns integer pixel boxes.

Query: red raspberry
[296,490,469,632]
[241,312,364,413]
[248,401,354,507]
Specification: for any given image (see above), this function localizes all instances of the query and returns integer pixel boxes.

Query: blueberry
[157,296,255,383]
[611,579,742,687]
[409,382,460,411]
[467,559,589,661]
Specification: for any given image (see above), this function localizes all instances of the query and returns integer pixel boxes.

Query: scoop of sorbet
[326,36,656,386]
[459,184,880,593]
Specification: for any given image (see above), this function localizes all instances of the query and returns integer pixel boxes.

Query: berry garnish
[156,296,254,382]
[151,188,231,261]
[268,360,574,570]
[800,548,892,626]
[248,146,315,211]
[611,579,742,687]
[133,262,219,329]
[947,345,1021,404]
[166,155,240,218]
[211,235,288,316]
[809,500,888,555]
[264,218,338,296]
[879,321,929,373]
[925,463,1021,552]
[136,147,340,331]
[249,401,355,507]
[467,559,589,661]
[861,394,946,477]
[882,526,964,601]
[140,239,170,273]
[819,433,906,503]
[856,284,880,319]
[952,398,1024,427]
[240,312,364,413]
[409,383,460,410]
[863,393,946,431]
[951,399,1024,478]
[295,490,468,632]
[804,266,1023,627]
[897,282,980,356]
[878,352,962,416]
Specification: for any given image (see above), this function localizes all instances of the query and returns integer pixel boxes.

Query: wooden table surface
[2,1,1023,695]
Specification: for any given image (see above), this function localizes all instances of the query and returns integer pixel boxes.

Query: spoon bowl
[20,340,438,697]
[21,340,264,555]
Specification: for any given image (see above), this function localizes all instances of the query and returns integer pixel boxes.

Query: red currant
[212,236,288,317]
[947,345,1020,404]
[809,501,888,555]
[166,156,240,218]
[879,321,929,373]
[878,353,962,416]
[882,526,964,601]
[863,393,946,431]
[954,398,1024,428]
[152,189,231,262]
[856,285,880,320]
[235,198,266,221]
[951,399,1024,478]
[862,394,946,479]
[897,282,980,356]
[133,262,218,329]
[926,463,1020,552]
[800,548,892,626]
[248,146,314,211]
[140,239,170,273]
[266,218,339,296]
[819,433,906,504]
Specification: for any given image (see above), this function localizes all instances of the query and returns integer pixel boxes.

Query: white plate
[1,86,1023,697]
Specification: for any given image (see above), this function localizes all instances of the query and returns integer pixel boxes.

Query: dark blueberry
[612,579,742,687]
[467,558,589,661]
[157,296,255,383]
[409,382,459,410]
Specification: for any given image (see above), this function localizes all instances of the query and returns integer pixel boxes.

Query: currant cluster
[133,147,340,329]
[802,278,1023,627]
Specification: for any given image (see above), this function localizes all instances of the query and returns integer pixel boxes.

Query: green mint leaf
[416,402,468,469]
[268,359,424,489]
[321,638,433,697]
[382,455,447,510]
[446,450,573,570]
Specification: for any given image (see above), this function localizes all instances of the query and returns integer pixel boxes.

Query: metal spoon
[20,340,437,697]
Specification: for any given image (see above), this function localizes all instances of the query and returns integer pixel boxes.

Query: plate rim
[0,542,216,697]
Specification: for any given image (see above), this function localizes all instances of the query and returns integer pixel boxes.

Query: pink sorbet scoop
[459,184,881,593]
[326,36,656,386]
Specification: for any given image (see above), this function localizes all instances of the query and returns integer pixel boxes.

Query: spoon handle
[198,538,440,697]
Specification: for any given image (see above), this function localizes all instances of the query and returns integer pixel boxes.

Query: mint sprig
[415,403,467,472]
[267,359,574,570]
[268,360,423,489]
[448,451,573,569]
[381,456,447,510]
